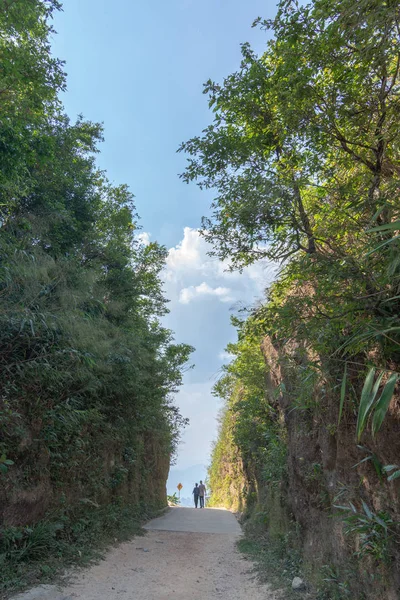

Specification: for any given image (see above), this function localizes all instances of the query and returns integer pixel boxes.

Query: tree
[180,0,400,265]
[0,0,65,217]
[180,0,400,361]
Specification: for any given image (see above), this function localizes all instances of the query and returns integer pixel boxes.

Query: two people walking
[192,481,206,508]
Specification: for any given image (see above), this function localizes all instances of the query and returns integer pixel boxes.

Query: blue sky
[51,0,278,477]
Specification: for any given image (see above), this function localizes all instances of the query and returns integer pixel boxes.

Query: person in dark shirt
[192,483,200,508]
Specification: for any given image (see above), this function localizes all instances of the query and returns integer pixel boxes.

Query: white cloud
[179,282,233,305]
[136,231,151,246]
[218,351,234,361]
[165,226,203,277]
[164,227,276,302]
[165,227,234,284]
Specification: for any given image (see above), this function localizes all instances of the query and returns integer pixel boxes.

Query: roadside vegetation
[182,1,400,597]
[0,2,192,595]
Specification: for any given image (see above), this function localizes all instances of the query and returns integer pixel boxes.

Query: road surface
[13,507,280,600]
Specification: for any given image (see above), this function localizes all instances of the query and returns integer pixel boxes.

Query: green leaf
[372,374,398,437]
[383,464,399,473]
[370,205,387,222]
[382,295,400,304]
[367,220,400,232]
[349,502,357,514]
[388,470,400,482]
[371,454,384,482]
[374,515,389,529]
[356,369,383,441]
[361,500,372,519]
[338,363,347,426]
[365,236,400,257]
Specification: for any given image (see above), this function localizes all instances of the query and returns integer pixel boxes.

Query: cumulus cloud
[166,226,203,276]
[136,231,151,246]
[164,226,276,299]
[179,282,233,305]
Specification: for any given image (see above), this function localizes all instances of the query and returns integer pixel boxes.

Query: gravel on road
[12,508,282,600]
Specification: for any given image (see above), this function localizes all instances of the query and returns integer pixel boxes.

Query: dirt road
[14,507,281,600]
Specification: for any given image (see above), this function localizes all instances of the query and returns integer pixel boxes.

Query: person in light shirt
[198,480,206,508]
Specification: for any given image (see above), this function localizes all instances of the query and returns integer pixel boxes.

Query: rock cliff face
[259,336,400,600]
